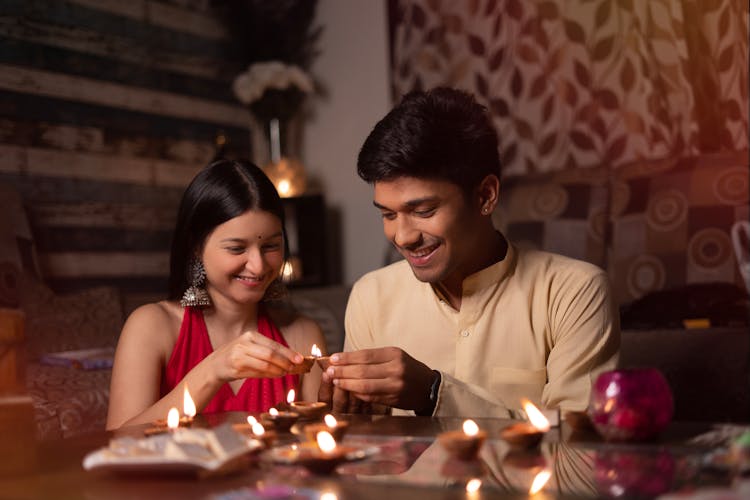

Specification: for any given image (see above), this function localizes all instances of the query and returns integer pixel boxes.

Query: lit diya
[232,416,277,448]
[500,399,550,450]
[304,414,349,443]
[144,385,197,435]
[310,343,332,370]
[288,344,322,374]
[260,407,299,433]
[286,431,351,474]
[287,388,328,420]
[437,419,487,461]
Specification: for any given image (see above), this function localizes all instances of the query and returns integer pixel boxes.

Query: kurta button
[461,330,470,337]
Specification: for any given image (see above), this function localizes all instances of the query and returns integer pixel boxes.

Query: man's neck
[433,231,507,310]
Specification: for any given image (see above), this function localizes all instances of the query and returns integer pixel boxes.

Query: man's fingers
[333,377,397,397]
[331,386,352,413]
[329,347,398,366]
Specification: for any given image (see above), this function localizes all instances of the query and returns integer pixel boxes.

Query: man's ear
[476,174,500,215]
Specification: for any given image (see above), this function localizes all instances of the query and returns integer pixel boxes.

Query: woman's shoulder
[265,303,325,352]
[122,300,183,341]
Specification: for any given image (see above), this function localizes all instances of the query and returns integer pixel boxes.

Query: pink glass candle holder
[588,368,674,442]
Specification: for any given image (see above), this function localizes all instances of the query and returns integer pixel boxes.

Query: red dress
[162,306,299,413]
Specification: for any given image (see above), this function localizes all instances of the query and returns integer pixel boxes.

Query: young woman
[107,159,326,429]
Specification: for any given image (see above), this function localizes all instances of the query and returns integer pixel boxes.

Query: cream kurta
[344,243,620,417]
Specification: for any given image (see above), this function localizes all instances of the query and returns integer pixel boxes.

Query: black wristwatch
[416,370,441,416]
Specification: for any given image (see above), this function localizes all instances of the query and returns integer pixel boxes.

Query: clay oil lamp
[294,430,351,475]
[145,407,181,436]
[289,345,320,374]
[304,414,349,443]
[437,419,488,461]
[260,406,299,433]
[310,343,332,370]
[287,388,328,420]
[233,416,277,448]
[144,386,197,436]
[500,399,550,450]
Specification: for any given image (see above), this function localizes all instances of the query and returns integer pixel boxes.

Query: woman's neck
[202,294,260,339]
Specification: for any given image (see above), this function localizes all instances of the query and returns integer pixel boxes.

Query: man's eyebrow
[373,197,439,211]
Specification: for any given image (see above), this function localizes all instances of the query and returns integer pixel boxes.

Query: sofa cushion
[608,152,749,305]
[18,275,124,359]
[493,166,609,268]
[26,362,111,439]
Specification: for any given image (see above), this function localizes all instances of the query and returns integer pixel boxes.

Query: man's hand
[324,347,435,412]
[317,369,368,413]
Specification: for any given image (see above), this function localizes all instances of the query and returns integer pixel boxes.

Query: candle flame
[320,493,337,500]
[167,407,180,430]
[463,419,479,436]
[311,344,322,357]
[522,399,551,432]
[269,408,279,416]
[466,478,482,494]
[529,468,552,495]
[247,415,258,426]
[316,431,337,453]
[183,385,196,418]
[287,389,296,404]
[324,414,338,428]
[252,422,266,436]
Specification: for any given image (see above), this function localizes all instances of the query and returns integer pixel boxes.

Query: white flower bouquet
[232,61,314,124]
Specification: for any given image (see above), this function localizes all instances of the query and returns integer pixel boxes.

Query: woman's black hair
[357,87,501,196]
[168,159,288,300]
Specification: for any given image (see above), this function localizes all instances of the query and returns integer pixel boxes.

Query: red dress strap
[162,306,299,413]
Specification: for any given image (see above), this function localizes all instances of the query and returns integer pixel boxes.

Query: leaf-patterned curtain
[389,0,748,177]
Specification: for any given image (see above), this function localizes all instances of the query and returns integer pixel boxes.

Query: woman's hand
[209,330,304,382]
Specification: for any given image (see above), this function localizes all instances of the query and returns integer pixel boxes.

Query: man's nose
[392,217,420,248]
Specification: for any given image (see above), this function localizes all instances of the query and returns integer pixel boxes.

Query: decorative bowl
[588,368,673,442]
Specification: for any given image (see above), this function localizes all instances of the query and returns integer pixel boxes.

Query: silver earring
[180,260,212,307]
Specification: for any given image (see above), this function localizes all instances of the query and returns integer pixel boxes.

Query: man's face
[373,176,483,285]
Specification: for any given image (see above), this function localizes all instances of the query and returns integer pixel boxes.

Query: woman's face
[201,209,285,305]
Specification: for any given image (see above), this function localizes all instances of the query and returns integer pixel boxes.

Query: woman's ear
[477,174,500,215]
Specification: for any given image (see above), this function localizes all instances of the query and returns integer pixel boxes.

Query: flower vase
[262,118,306,198]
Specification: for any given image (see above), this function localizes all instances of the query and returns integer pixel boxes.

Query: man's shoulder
[353,259,414,291]
[514,246,606,279]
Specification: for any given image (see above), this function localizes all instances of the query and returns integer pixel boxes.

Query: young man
[319,87,619,417]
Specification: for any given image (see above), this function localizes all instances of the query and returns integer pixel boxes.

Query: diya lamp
[310,343,332,370]
[287,388,328,420]
[260,406,299,433]
[304,414,349,443]
[144,386,197,435]
[500,399,550,450]
[437,419,488,461]
[294,430,351,475]
[233,415,277,448]
[288,345,319,374]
